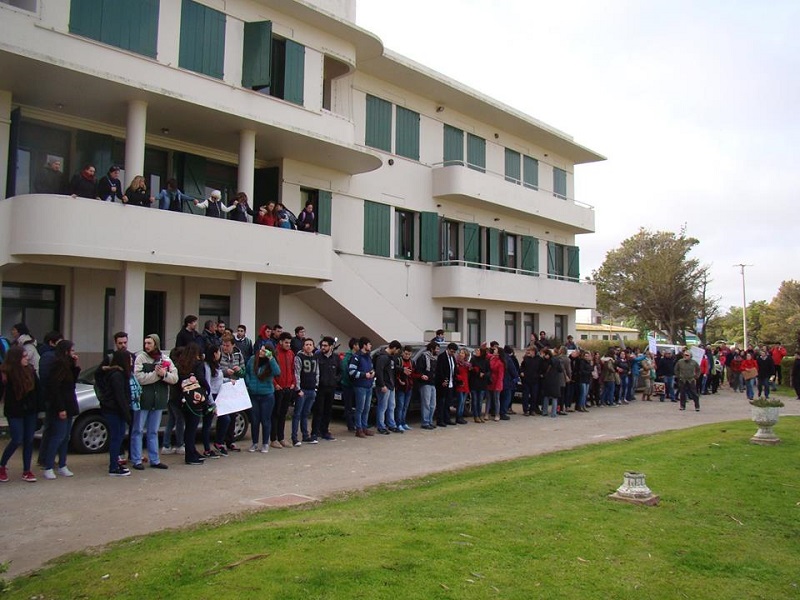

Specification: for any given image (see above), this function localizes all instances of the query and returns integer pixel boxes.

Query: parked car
[48,364,250,454]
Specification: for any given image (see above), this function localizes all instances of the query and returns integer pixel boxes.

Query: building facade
[0,0,603,362]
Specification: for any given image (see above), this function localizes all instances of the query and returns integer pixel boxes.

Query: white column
[125,100,147,187]
[238,129,256,202]
[114,263,146,350]
[0,90,12,200]
[231,273,257,333]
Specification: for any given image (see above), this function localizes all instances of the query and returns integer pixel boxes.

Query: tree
[592,228,708,344]
[692,272,720,345]
[760,280,800,343]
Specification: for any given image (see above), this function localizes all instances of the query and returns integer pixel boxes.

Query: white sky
[356,0,800,312]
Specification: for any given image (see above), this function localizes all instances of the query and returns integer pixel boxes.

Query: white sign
[215,380,252,416]
[690,347,705,365]
[648,335,657,355]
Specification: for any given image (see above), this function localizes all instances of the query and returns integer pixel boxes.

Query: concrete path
[1,388,797,578]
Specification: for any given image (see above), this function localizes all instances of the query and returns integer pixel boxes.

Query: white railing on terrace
[433,259,580,282]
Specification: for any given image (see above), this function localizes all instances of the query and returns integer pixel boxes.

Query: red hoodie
[274,346,296,389]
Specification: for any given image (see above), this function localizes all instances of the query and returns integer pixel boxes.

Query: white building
[0,0,604,362]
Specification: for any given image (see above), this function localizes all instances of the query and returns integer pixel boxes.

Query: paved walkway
[1,388,797,578]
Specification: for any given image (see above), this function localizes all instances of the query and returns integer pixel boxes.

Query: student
[297,201,316,232]
[292,339,319,446]
[394,345,415,431]
[244,345,280,452]
[97,165,126,203]
[349,337,376,437]
[374,340,401,434]
[157,178,192,212]
[201,344,224,459]
[271,332,297,448]
[42,340,80,480]
[0,347,40,482]
[173,344,209,465]
[102,350,134,476]
[312,336,341,441]
[194,189,235,219]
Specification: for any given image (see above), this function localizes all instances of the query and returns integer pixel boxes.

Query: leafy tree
[715,301,769,346]
[760,280,800,343]
[592,228,709,344]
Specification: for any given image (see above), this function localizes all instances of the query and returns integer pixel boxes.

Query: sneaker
[322,433,336,441]
[150,462,169,469]
[0,466,8,482]
[270,440,283,449]
[403,424,412,431]
[186,460,204,466]
[133,463,145,471]
[22,471,37,482]
[280,440,290,448]
[226,443,242,452]
[213,443,228,456]
[160,446,175,455]
[42,469,57,480]
[303,437,319,445]
[175,446,186,455]
[248,444,258,452]
[293,440,302,447]
[58,466,74,477]
[109,467,131,477]
[203,450,220,459]
[260,445,269,453]
[377,428,390,435]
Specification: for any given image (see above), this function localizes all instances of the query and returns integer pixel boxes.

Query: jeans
[354,386,372,430]
[419,385,436,426]
[619,375,631,402]
[757,376,771,399]
[311,386,335,437]
[395,389,412,427]
[271,389,294,442]
[292,390,316,441]
[678,380,700,409]
[131,409,163,465]
[163,402,185,449]
[577,382,589,410]
[341,386,356,430]
[661,375,675,400]
[456,391,468,418]
[103,411,127,471]
[543,395,558,417]
[745,377,756,400]
[500,387,513,416]
[376,388,396,429]
[471,389,486,418]
[488,390,501,416]
[601,381,616,406]
[1,413,37,471]
[250,393,275,446]
[44,416,72,470]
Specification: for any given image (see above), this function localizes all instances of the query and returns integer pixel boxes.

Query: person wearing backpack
[10,323,40,374]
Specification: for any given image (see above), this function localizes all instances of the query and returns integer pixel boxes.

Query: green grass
[7,418,800,599]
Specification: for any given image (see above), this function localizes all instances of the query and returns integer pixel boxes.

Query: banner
[215,380,252,416]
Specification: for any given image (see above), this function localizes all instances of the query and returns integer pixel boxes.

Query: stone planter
[751,406,781,445]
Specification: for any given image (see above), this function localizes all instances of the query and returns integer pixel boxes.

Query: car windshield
[76,364,100,385]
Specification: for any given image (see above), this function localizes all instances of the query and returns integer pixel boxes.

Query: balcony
[431,261,595,309]
[432,164,594,233]
[0,195,332,282]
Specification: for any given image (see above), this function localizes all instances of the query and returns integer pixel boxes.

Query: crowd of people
[2,319,799,483]
[32,160,317,231]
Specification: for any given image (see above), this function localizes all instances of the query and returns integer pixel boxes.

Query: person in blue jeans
[394,346,415,430]
[415,342,438,429]
[348,337,375,438]
[101,350,134,476]
[374,341,401,433]
[244,345,280,452]
[42,340,81,480]
[293,339,319,445]
[0,347,40,483]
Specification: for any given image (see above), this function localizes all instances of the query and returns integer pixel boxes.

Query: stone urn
[751,406,781,445]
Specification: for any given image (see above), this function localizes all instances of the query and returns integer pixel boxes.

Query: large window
[199,295,230,331]
[504,311,518,348]
[1,283,61,343]
[242,22,305,105]
[467,309,483,347]
[502,232,517,272]
[441,220,459,263]
[554,315,568,345]
[548,243,580,281]
[523,312,538,347]
[394,210,415,260]
[366,97,420,159]
[179,0,225,79]
[442,308,460,333]
[70,0,159,58]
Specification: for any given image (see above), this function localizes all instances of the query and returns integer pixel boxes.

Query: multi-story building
[0,0,604,362]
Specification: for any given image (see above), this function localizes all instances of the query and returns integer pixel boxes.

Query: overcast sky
[356,0,799,312]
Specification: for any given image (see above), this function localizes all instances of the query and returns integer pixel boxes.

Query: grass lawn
[6,418,800,599]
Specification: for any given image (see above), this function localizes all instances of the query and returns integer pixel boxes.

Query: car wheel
[71,412,110,454]
[231,411,249,441]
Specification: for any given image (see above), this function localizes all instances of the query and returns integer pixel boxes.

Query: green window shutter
[520,236,539,275]
[419,211,439,262]
[547,241,557,278]
[395,107,420,161]
[283,40,305,105]
[443,125,464,166]
[467,134,486,172]
[487,227,500,269]
[363,201,390,257]
[118,0,159,58]
[242,21,272,89]
[317,190,332,236]
[365,95,392,152]
[69,0,104,39]
[553,167,567,199]
[463,222,480,266]
[180,0,226,79]
[523,155,539,190]
[178,152,206,214]
[505,149,521,183]
[567,246,580,281]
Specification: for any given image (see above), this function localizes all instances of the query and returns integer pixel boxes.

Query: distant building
[575,322,641,342]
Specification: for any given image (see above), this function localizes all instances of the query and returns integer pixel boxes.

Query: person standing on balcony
[124,175,155,207]
[194,190,235,218]
[157,178,192,212]
[229,192,253,223]
[68,164,97,199]
[34,158,66,194]
[297,201,316,232]
[97,166,126,203]
[256,200,278,226]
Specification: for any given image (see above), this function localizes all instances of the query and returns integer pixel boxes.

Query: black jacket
[317,351,341,389]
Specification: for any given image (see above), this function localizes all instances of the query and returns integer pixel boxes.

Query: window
[523,312,538,346]
[442,308,460,333]
[364,201,390,257]
[504,149,521,183]
[395,106,420,160]
[553,167,567,199]
[502,232,517,272]
[242,24,304,104]
[441,220,459,263]
[523,156,539,190]
[70,0,159,58]
[3,0,37,12]
[467,134,486,172]
[179,0,225,79]
[1,283,61,343]
[443,125,464,166]
[463,222,481,267]
[580,334,588,341]
[504,311,518,348]
[520,236,539,276]
[486,227,501,270]
[365,95,392,152]
[394,210,415,260]
[242,21,272,90]
[554,315,568,345]
[547,242,565,279]
[300,188,331,236]
[467,309,483,347]
[567,246,580,281]
[199,295,230,331]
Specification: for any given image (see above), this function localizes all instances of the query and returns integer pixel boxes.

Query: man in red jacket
[771,344,787,386]
[270,332,297,448]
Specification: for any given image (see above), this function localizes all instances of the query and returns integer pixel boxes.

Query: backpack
[0,336,10,365]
